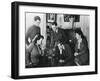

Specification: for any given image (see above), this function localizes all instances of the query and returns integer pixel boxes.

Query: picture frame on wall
[11,1,98,79]
[63,14,80,22]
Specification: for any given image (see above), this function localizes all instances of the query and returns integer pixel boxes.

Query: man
[50,22,66,48]
[26,16,41,46]
[49,22,65,66]
[50,22,75,66]
[25,16,42,67]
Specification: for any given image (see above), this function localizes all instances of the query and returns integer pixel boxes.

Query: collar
[55,28,58,33]
[78,38,82,43]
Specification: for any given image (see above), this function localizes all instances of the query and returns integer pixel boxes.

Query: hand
[32,35,38,42]
[59,59,64,63]
[69,40,72,42]
[74,52,78,56]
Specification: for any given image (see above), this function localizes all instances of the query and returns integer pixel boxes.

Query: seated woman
[25,34,44,67]
[74,29,89,65]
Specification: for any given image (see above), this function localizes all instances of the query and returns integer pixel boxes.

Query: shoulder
[58,28,62,32]
[33,25,40,31]
[27,25,34,33]
[82,38,88,45]
[58,28,64,32]
[58,28,62,30]
[81,38,89,49]
[27,25,40,32]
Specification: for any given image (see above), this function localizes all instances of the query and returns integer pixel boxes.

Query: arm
[64,44,74,62]
[26,35,38,53]
[78,39,89,55]
[26,42,34,53]
[50,32,55,48]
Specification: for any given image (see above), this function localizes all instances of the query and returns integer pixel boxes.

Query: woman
[74,29,89,65]
[25,34,44,67]
[54,41,75,66]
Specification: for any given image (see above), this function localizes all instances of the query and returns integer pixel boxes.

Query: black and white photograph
[11,2,97,79]
[25,13,90,68]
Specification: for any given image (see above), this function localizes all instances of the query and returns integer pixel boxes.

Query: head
[69,16,75,23]
[75,29,84,40]
[57,41,64,50]
[51,22,57,32]
[34,35,44,45]
[75,33,81,40]
[34,16,41,26]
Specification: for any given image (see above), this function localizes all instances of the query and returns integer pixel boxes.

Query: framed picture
[11,1,98,79]
[46,13,57,23]
[63,14,80,22]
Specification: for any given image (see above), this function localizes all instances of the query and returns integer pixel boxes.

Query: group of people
[25,16,89,68]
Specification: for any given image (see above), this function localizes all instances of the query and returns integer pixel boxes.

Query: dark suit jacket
[25,25,40,45]
[50,28,67,48]
[55,44,75,66]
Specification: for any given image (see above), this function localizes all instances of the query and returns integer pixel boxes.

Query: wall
[57,14,73,29]
[26,13,89,47]
[75,16,90,45]
[0,0,99,81]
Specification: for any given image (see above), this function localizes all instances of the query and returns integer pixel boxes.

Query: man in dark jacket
[25,16,41,67]
[50,22,66,48]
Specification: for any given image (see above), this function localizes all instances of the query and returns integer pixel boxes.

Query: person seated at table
[26,34,44,67]
[50,22,66,49]
[74,29,89,65]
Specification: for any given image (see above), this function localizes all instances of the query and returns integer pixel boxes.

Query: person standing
[25,16,42,67]
[50,22,66,48]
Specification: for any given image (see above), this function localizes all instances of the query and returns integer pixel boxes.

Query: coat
[54,44,75,66]
[75,38,89,65]
[50,28,67,48]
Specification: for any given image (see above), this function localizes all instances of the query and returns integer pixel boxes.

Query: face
[35,20,41,26]
[52,25,57,32]
[76,33,81,40]
[69,17,75,22]
[37,38,43,45]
